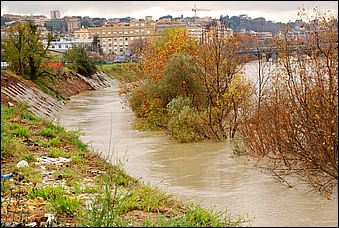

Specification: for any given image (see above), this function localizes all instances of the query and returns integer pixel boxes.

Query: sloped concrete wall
[1,72,114,120]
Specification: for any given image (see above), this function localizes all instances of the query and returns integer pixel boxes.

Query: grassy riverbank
[1,69,252,226]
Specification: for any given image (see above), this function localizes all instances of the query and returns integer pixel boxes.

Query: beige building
[63,16,80,32]
[75,20,157,55]
[74,28,90,41]
[50,10,61,19]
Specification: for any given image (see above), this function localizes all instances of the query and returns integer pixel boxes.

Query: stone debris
[16,160,29,168]
[35,156,72,165]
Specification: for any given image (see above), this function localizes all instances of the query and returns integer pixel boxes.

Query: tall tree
[238,7,338,197]
[1,21,53,80]
[63,43,97,76]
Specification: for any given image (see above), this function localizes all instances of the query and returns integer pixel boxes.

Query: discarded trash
[36,156,72,165]
[42,171,55,175]
[16,175,24,182]
[1,173,13,180]
[45,213,55,223]
[16,160,29,168]
[26,222,37,227]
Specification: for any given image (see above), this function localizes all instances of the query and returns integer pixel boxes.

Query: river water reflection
[57,76,338,227]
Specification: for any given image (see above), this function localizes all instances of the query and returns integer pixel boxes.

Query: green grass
[1,98,252,227]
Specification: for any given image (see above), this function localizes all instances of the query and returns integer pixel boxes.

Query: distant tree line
[2,14,293,34]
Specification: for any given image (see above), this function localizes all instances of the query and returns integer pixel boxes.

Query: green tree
[92,34,102,54]
[1,21,53,80]
[63,43,97,76]
[193,34,250,140]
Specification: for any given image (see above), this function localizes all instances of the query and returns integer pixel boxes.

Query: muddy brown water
[57,63,338,227]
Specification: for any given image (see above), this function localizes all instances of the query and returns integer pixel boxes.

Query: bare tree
[238,7,338,197]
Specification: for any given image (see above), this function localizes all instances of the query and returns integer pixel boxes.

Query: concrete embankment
[1,71,114,120]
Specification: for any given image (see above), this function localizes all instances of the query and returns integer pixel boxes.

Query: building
[63,16,80,32]
[76,20,157,56]
[201,25,233,44]
[74,28,90,41]
[43,36,92,53]
[47,19,63,32]
[155,18,186,34]
[50,9,61,19]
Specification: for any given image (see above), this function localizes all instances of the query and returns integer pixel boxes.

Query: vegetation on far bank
[115,8,338,196]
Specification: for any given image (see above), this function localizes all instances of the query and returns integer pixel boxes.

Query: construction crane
[192,4,210,25]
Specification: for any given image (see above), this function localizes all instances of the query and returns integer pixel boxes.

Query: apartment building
[63,16,80,32]
[75,20,157,55]
[201,26,233,44]
[43,36,92,53]
[50,9,61,19]
[155,18,186,34]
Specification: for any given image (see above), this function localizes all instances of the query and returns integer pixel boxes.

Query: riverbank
[1,68,250,227]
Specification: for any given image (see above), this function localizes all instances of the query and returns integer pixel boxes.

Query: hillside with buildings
[1,8,307,61]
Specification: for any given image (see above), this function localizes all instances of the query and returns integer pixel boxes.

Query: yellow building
[75,20,156,55]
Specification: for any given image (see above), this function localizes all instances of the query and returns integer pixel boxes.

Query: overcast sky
[1,1,338,23]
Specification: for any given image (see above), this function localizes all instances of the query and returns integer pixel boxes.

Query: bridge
[236,44,321,61]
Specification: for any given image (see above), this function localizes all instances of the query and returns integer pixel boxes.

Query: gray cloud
[1,1,337,22]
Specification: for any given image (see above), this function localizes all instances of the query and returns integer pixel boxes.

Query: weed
[70,152,85,164]
[15,166,43,183]
[28,184,65,201]
[49,147,65,158]
[40,127,56,137]
[19,151,35,162]
[49,136,61,146]
[49,195,83,216]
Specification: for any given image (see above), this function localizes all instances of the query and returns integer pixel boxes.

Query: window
[119,32,122,35]
[114,32,117,35]
[108,32,111,35]
[102,32,105,35]
[124,31,128,35]
[125,37,128,41]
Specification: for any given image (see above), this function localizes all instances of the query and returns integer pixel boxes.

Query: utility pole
[192,4,210,25]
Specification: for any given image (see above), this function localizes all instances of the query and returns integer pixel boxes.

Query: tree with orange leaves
[238,7,338,197]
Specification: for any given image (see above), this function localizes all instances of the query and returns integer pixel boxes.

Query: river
[57,62,338,227]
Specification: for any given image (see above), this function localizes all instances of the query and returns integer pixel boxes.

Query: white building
[43,36,92,53]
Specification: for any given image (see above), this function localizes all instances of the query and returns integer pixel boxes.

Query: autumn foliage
[120,27,252,141]
[237,7,338,197]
